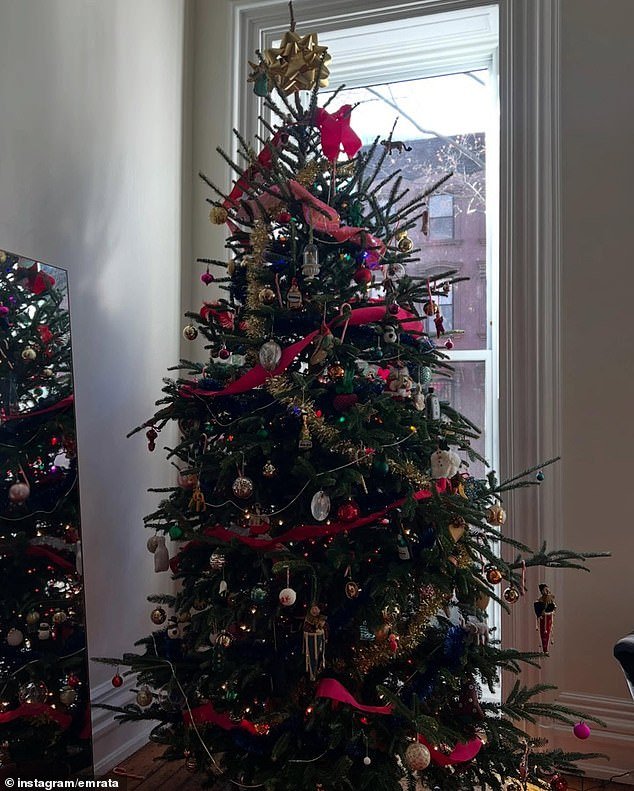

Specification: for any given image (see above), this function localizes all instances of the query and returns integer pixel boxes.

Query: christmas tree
[0,252,91,776]
[98,12,606,790]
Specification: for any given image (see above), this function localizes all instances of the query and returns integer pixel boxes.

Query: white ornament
[404,742,431,771]
[166,617,180,639]
[6,628,23,647]
[38,622,51,640]
[259,339,282,372]
[447,449,461,477]
[8,482,30,503]
[363,756,372,766]
[430,449,453,479]
[147,534,160,553]
[310,490,330,521]
[383,325,398,344]
[154,536,170,572]
[279,588,297,607]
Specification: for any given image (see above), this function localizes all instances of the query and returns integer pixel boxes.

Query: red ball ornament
[201,272,215,285]
[550,775,568,791]
[278,210,292,223]
[111,673,124,688]
[67,674,81,688]
[445,338,454,350]
[337,501,360,523]
[353,267,372,286]
[218,348,231,360]
[573,721,591,740]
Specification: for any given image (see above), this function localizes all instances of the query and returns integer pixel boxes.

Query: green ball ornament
[225,689,239,703]
[251,586,268,603]
[373,458,390,475]
[169,524,183,540]
[256,428,269,439]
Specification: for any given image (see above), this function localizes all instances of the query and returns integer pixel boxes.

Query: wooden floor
[108,743,632,790]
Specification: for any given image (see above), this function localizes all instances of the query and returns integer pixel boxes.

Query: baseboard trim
[91,678,152,775]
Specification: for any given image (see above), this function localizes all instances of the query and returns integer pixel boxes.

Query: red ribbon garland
[315,678,393,715]
[1,394,74,422]
[26,545,76,572]
[0,702,72,730]
[417,733,483,766]
[184,701,257,734]
[183,303,423,399]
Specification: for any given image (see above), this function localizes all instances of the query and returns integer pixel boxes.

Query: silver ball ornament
[404,742,431,771]
[232,475,254,499]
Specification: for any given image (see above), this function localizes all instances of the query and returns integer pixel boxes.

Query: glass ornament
[310,490,330,521]
[259,340,282,372]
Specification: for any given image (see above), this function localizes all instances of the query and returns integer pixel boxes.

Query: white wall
[544,0,634,777]
[0,0,185,773]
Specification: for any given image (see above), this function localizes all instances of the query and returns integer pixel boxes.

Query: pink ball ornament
[573,721,591,740]
[9,482,30,503]
[201,272,215,285]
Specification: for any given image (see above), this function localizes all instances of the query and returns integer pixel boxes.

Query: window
[428,194,454,240]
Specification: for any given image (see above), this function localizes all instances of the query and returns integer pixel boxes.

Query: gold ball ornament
[262,30,331,95]
[503,586,520,604]
[232,475,254,499]
[182,324,198,341]
[26,611,40,626]
[42,368,54,378]
[209,206,228,225]
[262,460,277,478]
[136,686,153,707]
[151,607,167,625]
[396,230,414,254]
[485,566,503,585]
[258,287,276,305]
[423,300,438,317]
[209,552,226,570]
[21,347,37,361]
[404,742,431,771]
[216,630,233,648]
[328,363,345,380]
[59,686,77,706]
[52,610,67,624]
[486,504,507,526]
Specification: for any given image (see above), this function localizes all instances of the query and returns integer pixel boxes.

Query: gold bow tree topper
[254,30,331,95]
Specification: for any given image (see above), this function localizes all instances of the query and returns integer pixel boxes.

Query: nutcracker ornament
[303,604,328,680]
[534,583,556,653]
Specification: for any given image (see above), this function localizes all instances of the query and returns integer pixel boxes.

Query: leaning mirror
[0,250,92,778]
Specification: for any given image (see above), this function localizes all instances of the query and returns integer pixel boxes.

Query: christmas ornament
[425,387,440,420]
[166,617,180,639]
[573,721,591,740]
[503,586,520,604]
[209,206,228,224]
[536,470,545,481]
[217,631,233,648]
[185,756,198,772]
[457,677,484,719]
[59,686,77,706]
[21,346,37,361]
[534,583,556,653]
[337,500,360,523]
[259,339,282,372]
[232,475,254,499]
[430,447,456,479]
[154,536,170,572]
[485,566,503,585]
[363,756,371,766]
[189,486,206,512]
[147,534,160,553]
[209,552,226,570]
[328,363,345,380]
[52,610,67,624]
[218,347,230,360]
[38,622,51,640]
[111,674,124,688]
[146,427,158,451]
[279,587,297,607]
[262,460,277,478]
[251,585,268,603]
[6,628,23,646]
[303,604,327,680]
[448,517,466,542]
[311,490,330,521]
[182,324,198,341]
[201,270,214,286]
[310,325,335,367]
[397,533,411,560]
[345,580,360,599]
[18,681,48,704]
[302,243,320,280]
[286,278,303,310]
[423,300,438,316]
[395,229,414,254]
[486,504,507,526]
[404,742,431,771]
[444,337,454,350]
[177,470,197,490]
[550,776,568,791]
[151,607,167,625]
[386,364,413,398]
[298,410,312,449]
[434,311,445,337]
[386,262,406,282]
[261,29,331,94]
[8,482,30,503]
[136,687,153,707]
[382,324,399,344]
[354,266,372,286]
[258,286,276,305]
[25,611,40,626]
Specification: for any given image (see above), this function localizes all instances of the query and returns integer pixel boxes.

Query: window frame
[228,0,563,717]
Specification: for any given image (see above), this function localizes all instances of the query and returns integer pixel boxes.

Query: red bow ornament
[315,105,362,161]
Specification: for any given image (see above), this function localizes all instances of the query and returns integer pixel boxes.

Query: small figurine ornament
[286,278,303,310]
[310,324,335,368]
[298,410,312,449]
[303,604,328,680]
[534,583,556,653]
[386,364,413,399]
[434,310,445,338]
[380,139,412,155]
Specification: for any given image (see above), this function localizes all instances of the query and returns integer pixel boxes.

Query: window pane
[429,216,454,240]
[433,361,487,479]
[429,194,454,217]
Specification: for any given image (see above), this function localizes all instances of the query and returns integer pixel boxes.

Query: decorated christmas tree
[0,251,91,776]
[99,11,606,790]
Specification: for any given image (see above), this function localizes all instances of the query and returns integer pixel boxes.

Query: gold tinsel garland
[244,220,270,339]
[353,589,449,675]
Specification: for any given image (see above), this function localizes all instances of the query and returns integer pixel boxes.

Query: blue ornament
[418,524,437,550]
[536,470,545,481]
